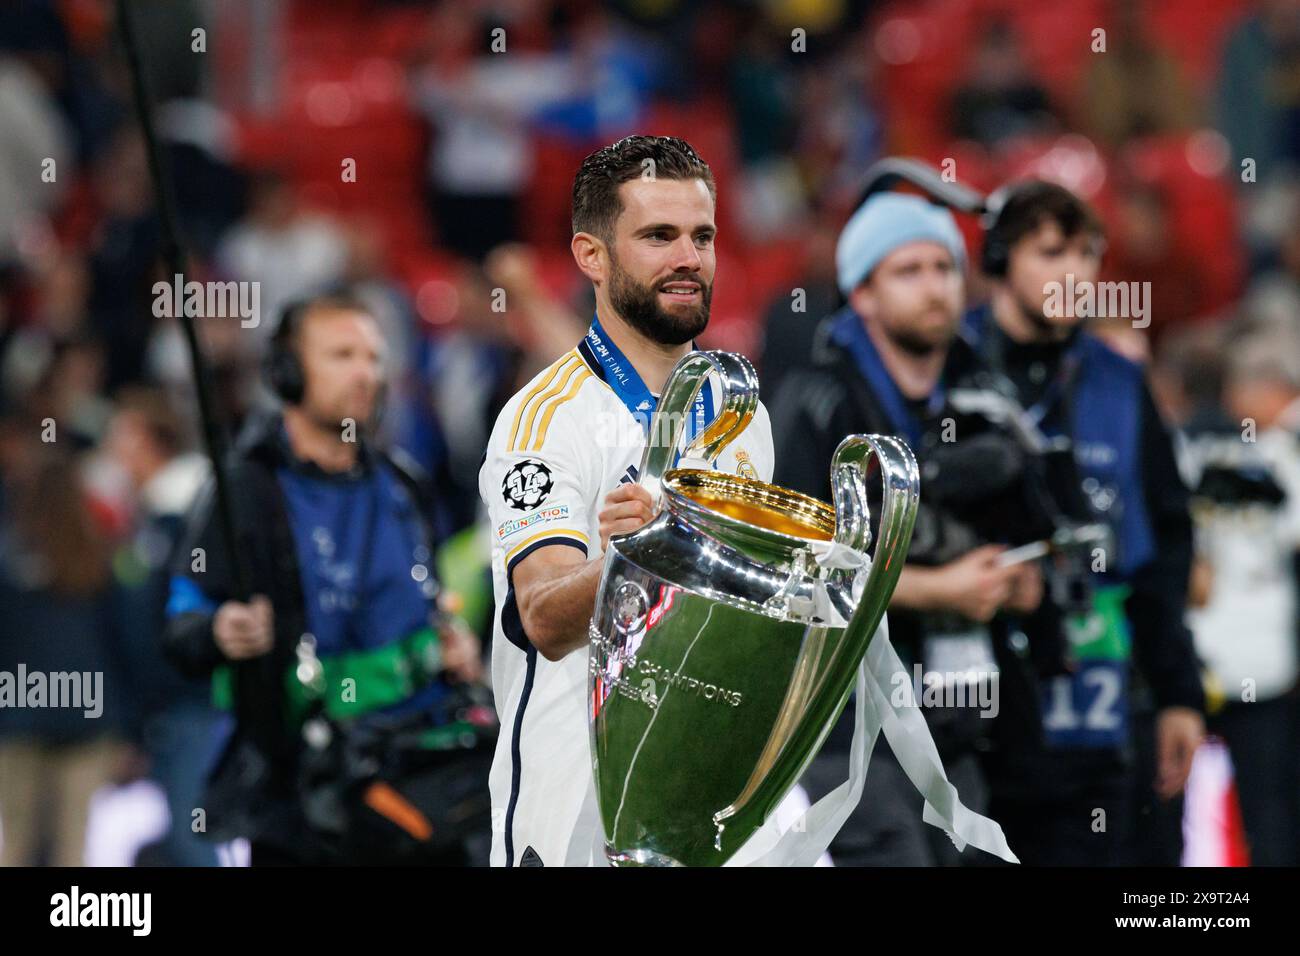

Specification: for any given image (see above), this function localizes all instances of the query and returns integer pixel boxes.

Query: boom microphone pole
[115,0,250,603]
[854,156,989,215]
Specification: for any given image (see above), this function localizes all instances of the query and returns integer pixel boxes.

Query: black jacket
[771,314,994,630]
[163,411,438,842]
[944,317,1205,717]
[770,314,997,758]
[770,311,1204,764]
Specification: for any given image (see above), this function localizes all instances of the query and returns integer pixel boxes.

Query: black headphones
[978,179,1108,278]
[978,181,1022,278]
[264,298,311,404]
[264,295,391,433]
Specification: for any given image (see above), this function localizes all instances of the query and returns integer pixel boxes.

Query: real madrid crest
[734,449,758,480]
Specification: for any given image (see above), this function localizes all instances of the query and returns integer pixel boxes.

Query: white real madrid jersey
[479,343,774,867]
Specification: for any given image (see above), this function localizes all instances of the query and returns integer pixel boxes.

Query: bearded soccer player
[479,136,775,867]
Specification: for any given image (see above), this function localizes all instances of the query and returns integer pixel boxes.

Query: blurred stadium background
[1,0,1297,866]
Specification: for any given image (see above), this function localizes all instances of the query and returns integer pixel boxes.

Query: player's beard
[607,254,711,346]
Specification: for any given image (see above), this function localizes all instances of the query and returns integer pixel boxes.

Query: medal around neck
[589,349,920,866]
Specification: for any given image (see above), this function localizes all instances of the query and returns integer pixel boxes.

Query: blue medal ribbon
[584,315,714,453]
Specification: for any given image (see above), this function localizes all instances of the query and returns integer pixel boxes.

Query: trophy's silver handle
[830,434,920,641]
[637,350,759,505]
[710,433,919,839]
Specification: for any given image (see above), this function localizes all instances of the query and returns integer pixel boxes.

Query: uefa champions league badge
[502,459,554,511]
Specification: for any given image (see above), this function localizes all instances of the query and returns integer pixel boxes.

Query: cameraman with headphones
[163,293,482,865]
[955,181,1205,865]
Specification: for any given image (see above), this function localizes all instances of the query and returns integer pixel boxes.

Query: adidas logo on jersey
[519,846,544,867]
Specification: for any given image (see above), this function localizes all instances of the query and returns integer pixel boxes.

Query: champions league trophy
[589,350,921,866]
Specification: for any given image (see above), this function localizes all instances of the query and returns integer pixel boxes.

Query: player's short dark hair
[989,180,1104,264]
[571,135,716,242]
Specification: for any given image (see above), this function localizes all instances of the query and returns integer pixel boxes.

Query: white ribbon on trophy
[728,539,1019,867]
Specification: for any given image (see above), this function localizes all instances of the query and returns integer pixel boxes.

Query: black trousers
[1124,707,1185,867]
[983,746,1133,866]
[1211,692,1300,866]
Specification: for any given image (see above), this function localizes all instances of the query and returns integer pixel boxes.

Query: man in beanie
[772,192,1041,865]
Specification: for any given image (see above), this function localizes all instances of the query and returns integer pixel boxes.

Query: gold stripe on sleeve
[518,355,584,450]
[531,369,592,451]
[508,352,579,451]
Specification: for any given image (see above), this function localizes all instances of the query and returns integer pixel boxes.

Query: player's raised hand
[599,483,656,552]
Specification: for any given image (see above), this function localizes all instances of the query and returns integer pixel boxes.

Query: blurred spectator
[1241,185,1300,339]
[0,430,125,866]
[157,98,248,259]
[532,7,660,144]
[729,14,796,168]
[25,335,113,451]
[726,13,807,239]
[407,245,584,536]
[1101,177,1209,342]
[0,0,124,164]
[1183,328,1300,865]
[0,253,88,408]
[340,220,417,444]
[793,44,883,211]
[949,21,1057,149]
[215,170,349,343]
[102,387,218,866]
[410,6,573,260]
[482,241,586,367]
[0,54,72,265]
[1080,0,1198,149]
[145,307,262,443]
[1148,322,1227,431]
[1217,0,1300,181]
[757,219,840,395]
[86,125,160,390]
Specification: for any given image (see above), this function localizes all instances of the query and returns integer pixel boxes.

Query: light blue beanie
[835,193,967,295]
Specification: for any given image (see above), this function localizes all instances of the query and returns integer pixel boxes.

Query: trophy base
[605,845,684,867]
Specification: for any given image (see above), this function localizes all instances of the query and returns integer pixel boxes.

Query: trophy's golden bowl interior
[664,469,836,541]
